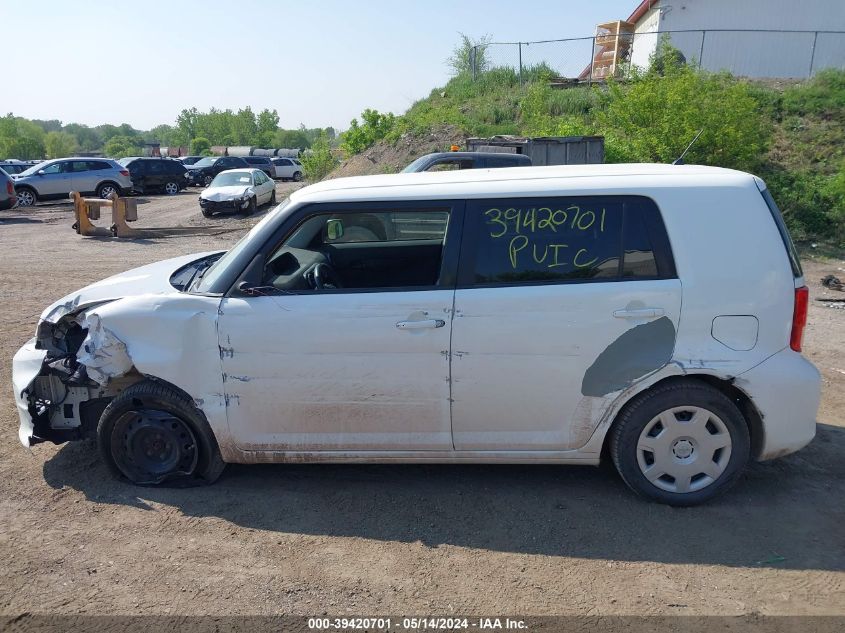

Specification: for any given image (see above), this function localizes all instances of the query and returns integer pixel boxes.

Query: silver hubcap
[165,182,178,194]
[18,190,34,206]
[636,406,732,494]
[100,186,116,199]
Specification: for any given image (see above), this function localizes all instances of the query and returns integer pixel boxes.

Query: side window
[254,171,266,184]
[148,161,165,174]
[468,196,672,286]
[87,161,111,171]
[40,162,64,175]
[325,210,449,243]
[262,207,452,292]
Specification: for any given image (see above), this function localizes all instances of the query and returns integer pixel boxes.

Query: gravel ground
[0,185,843,620]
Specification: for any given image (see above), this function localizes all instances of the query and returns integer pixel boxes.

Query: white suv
[12,164,820,505]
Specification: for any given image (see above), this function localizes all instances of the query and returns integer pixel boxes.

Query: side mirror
[326,218,344,241]
[36,170,45,176]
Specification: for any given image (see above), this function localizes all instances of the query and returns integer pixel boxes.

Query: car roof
[421,152,531,160]
[217,168,261,175]
[291,163,758,204]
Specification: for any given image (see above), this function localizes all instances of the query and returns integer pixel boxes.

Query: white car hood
[200,185,253,202]
[41,251,219,323]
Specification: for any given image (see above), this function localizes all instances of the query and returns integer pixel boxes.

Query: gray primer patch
[581,316,675,397]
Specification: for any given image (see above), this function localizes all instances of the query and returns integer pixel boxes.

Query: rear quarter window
[760,187,803,278]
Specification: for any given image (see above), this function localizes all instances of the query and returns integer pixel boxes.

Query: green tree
[175,107,200,145]
[257,108,280,146]
[300,131,337,181]
[447,33,491,76]
[44,131,78,158]
[340,109,396,155]
[103,135,142,158]
[273,129,310,149]
[0,114,46,159]
[191,136,211,155]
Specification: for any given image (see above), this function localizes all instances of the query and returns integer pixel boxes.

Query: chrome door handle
[396,319,446,329]
[613,308,665,319]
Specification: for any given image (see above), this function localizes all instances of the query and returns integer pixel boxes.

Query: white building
[615,0,845,78]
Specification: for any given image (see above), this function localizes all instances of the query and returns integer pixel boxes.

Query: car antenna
[672,129,704,165]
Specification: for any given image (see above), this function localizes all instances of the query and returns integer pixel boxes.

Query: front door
[217,201,463,452]
[450,195,681,451]
[36,160,74,196]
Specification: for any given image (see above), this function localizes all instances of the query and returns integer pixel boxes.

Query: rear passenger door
[450,196,681,451]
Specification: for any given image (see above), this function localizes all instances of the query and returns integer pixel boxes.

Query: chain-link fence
[471,30,845,82]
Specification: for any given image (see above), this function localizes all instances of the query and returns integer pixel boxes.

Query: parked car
[271,157,303,181]
[12,158,133,206]
[402,151,532,173]
[184,156,250,187]
[241,156,274,179]
[118,157,188,195]
[0,161,32,175]
[12,164,819,506]
[198,168,276,217]
[178,156,204,166]
[0,167,17,210]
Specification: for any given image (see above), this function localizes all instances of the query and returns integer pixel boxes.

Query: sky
[2,0,637,132]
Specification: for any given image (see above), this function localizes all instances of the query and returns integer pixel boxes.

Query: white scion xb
[12,164,820,505]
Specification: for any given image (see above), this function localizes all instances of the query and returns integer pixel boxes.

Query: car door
[70,160,103,194]
[34,161,73,196]
[216,201,463,452]
[450,195,681,451]
[128,160,147,191]
[255,170,273,203]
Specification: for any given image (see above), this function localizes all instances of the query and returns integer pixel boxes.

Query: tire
[97,380,226,486]
[609,379,750,506]
[97,182,119,199]
[292,171,303,182]
[15,187,37,207]
[163,181,179,195]
[269,189,276,205]
[203,175,214,187]
[241,196,256,215]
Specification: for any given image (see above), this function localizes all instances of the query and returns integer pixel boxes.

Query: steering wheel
[312,262,343,290]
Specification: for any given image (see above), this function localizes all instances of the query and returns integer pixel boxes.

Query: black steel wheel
[97,380,226,486]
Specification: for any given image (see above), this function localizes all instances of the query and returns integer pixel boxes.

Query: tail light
[790,286,809,352]
[119,170,130,177]
[6,180,12,196]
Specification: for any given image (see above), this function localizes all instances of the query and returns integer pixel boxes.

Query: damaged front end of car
[14,303,142,447]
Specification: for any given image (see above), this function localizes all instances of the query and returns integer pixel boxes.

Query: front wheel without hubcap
[97,381,225,485]
[610,380,750,506]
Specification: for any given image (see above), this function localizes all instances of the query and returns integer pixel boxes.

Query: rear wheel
[163,181,179,195]
[610,380,750,506]
[97,381,225,486]
[203,174,213,187]
[97,182,119,199]
[15,187,37,207]
[293,171,303,182]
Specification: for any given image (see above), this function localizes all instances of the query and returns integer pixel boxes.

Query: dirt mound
[326,125,465,179]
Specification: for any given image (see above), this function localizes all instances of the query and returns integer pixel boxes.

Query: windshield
[401,156,432,173]
[193,197,292,293]
[211,172,253,187]
[191,157,217,169]
[18,161,53,177]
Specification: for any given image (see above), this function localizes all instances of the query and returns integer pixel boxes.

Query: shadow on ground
[43,423,845,571]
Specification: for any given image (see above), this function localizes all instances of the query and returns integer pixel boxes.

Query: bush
[595,61,770,170]
[782,69,845,118]
[190,136,210,155]
[340,109,396,156]
[300,132,337,181]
